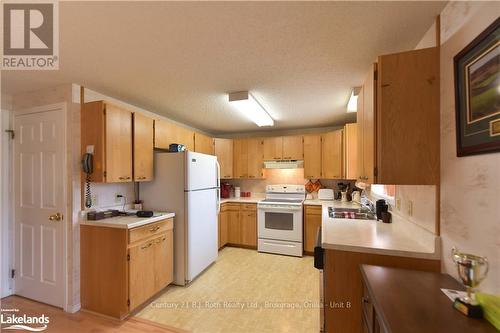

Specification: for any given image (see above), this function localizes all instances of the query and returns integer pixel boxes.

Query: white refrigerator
[141,151,220,285]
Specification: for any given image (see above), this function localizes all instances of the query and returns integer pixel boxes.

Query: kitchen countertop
[321,203,440,259]
[304,198,361,207]
[220,195,265,204]
[80,212,175,229]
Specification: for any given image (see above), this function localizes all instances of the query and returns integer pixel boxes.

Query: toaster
[318,189,334,200]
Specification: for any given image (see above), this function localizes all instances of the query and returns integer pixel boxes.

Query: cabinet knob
[140,242,153,250]
[149,226,161,232]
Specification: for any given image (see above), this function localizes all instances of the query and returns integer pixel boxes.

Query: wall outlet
[407,200,413,217]
[396,198,401,211]
[115,193,124,203]
[91,194,98,207]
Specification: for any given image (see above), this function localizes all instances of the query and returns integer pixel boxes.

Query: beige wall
[227,168,355,196]
[1,94,12,110]
[439,2,500,294]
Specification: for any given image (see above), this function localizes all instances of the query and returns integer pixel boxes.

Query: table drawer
[129,218,173,244]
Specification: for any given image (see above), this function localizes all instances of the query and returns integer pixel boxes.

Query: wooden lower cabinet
[240,208,257,246]
[323,249,440,333]
[81,218,174,319]
[304,205,322,253]
[218,203,257,248]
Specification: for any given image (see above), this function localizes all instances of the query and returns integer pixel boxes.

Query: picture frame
[454,17,500,157]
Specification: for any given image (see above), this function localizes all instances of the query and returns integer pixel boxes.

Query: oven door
[258,205,302,242]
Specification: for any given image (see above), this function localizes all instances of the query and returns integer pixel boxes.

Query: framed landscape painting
[454,17,500,156]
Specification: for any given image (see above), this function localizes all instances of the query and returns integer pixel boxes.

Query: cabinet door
[240,209,257,247]
[362,64,377,183]
[377,48,439,185]
[321,130,343,179]
[194,132,214,155]
[129,239,156,310]
[153,232,174,293]
[215,138,233,179]
[233,139,248,178]
[154,120,194,151]
[344,124,358,180]
[263,137,283,160]
[218,209,229,249]
[303,135,322,179]
[282,135,303,160]
[304,205,322,253]
[133,113,154,182]
[227,208,241,244]
[357,85,365,182]
[247,138,264,179]
[105,104,133,182]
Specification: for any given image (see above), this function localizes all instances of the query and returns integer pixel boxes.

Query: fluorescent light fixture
[347,87,361,112]
[228,91,274,127]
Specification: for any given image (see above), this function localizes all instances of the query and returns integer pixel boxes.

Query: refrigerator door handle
[216,160,221,214]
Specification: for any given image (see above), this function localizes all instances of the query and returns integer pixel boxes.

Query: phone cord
[85,174,92,208]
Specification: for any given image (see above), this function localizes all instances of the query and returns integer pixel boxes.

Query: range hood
[263,160,304,169]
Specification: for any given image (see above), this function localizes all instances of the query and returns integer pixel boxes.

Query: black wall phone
[82,153,93,208]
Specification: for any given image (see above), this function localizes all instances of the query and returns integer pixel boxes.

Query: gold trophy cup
[451,247,489,317]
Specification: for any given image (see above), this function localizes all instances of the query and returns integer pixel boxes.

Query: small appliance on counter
[168,143,186,152]
[318,189,334,201]
[221,183,232,199]
[376,199,389,220]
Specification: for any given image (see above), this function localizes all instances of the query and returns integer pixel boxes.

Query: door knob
[48,213,63,221]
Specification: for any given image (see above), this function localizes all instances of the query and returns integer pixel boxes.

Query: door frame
[12,103,69,311]
[1,109,13,298]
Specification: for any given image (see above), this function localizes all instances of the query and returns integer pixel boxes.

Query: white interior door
[14,107,66,308]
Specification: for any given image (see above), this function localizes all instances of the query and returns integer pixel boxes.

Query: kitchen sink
[328,207,376,220]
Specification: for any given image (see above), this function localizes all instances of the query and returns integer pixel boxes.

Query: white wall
[439,2,500,294]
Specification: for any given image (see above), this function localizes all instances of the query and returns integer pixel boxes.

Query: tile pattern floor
[136,247,320,333]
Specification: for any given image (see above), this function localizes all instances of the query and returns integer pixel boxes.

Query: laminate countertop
[80,212,175,229]
[320,202,440,260]
[220,196,265,204]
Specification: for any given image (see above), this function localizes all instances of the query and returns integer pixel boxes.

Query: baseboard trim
[65,302,81,313]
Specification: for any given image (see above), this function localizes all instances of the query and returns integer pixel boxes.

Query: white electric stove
[257,184,305,257]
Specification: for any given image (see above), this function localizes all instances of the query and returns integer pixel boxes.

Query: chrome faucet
[360,196,376,214]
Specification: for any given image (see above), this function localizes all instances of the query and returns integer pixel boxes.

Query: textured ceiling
[1,1,446,135]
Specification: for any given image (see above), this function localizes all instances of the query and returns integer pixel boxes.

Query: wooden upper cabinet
[357,85,365,183]
[154,119,194,151]
[282,135,304,160]
[303,135,322,179]
[344,123,358,180]
[133,113,154,182]
[376,47,439,185]
[214,138,233,179]
[321,130,343,179]
[247,138,264,179]
[233,139,248,178]
[263,136,283,160]
[360,64,377,184]
[194,132,214,155]
[106,104,133,182]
